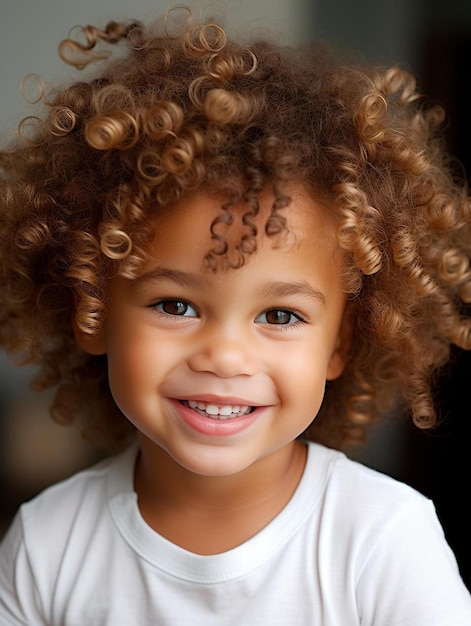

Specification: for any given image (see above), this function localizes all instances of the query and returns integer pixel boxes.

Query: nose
[187,325,258,378]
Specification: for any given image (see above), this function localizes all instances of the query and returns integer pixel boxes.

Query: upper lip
[174,394,263,407]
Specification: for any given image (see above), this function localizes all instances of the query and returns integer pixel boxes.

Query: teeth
[186,400,251,419]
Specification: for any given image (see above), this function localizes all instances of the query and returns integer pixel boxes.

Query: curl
[58,21,136,69]
[84,111,139,150]
[182,23,227,57]
[15,221,52,251]
[136,151,168,184]
[17,116,46,147]
[205,49,258,80]
[162,136,198,175]
[20,73,46,105]
[381,67,419,106]
[48,106,77,137]
[355,92,388,143]
[336,204,383,275]
[141,101,184,140]
[438,248,470,286]
[203,88,256,125]
[163,5,194,39]
[91,84,137,115]
[99,226,133,259]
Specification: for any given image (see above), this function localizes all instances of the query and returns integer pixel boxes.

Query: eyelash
[150,299,308,329]
[256,308,308,329]
[151,299,198,318]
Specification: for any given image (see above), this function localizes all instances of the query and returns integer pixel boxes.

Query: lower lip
[170,399,261,437]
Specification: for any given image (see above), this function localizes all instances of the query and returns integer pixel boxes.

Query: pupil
[165,300,187,315]
[268,309,290,324]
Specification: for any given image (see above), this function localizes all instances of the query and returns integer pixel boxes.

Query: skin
[76,186,351,554]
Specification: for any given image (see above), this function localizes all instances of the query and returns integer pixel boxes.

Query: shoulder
[303,443,471,621]
[23,443,136,514]
[306,440,429,507]
[0,444,139,622]
[303,441,441,547]
[17,443,138,558]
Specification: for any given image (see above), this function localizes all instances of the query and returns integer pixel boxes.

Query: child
[1,6,470,624]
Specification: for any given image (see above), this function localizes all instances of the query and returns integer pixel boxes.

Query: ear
[73,319,107,356]
[326,301,353,381]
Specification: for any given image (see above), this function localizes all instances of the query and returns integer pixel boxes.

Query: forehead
[146,185,339,268]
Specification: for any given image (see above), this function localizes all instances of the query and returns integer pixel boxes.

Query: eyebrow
[133,267,326,305]
[132,267,204,289]
[261,281,326,306]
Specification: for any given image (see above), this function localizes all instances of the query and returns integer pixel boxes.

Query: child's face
[77,186,350,477]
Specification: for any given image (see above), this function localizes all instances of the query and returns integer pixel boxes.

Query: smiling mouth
[181,400,253,419]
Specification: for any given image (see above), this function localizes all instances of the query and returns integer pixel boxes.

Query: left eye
[256,309,301,325]
[154,300,198,317]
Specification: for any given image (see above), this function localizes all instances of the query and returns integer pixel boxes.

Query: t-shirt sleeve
[356,496,471,625]
[0,511,45,625]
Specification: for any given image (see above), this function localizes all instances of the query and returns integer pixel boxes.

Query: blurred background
[1,0,470,590]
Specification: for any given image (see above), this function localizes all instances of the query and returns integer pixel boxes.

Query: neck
[134,437,307,554]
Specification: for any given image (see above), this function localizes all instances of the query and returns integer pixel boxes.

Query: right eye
[153,299,198,317]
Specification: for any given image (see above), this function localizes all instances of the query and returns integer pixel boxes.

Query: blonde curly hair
[0,7,470,451]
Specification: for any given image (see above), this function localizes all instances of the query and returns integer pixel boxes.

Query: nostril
[187,340,258,378]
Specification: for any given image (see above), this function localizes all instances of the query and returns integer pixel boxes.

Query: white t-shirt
[1,441,470,625]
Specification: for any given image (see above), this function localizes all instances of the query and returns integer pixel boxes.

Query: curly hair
[0,7,470,452]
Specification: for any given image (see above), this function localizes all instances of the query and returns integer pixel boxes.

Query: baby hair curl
[0,7,470,451]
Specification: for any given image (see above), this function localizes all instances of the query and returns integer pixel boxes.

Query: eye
[153,299,198,317]
[256,308,305,326]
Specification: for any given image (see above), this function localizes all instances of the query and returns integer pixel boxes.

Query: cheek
[275,345,328,408]
[104,322,183,415]
[105,338,157,411]
[105,314,155,379]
